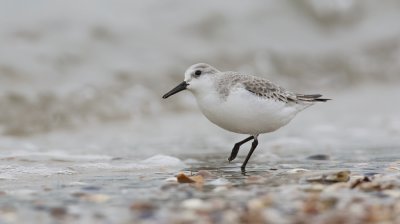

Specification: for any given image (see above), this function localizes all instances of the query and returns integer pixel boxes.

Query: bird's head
[162,63,220,99]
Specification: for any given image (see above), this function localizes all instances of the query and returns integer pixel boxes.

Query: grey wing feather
[241,76,297,103]
[217,72,330,103]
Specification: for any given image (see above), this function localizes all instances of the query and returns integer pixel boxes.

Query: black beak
[162,81,188,99]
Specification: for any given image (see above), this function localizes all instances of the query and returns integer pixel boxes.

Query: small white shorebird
[163,63,329,171]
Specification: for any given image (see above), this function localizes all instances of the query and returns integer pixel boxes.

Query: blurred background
[1,1,400,223]
[1,0,399,137]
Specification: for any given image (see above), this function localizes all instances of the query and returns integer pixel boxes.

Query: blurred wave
[0,0,400,135]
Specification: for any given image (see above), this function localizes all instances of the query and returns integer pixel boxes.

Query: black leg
[241,138,259,171]
[228,136,254,162]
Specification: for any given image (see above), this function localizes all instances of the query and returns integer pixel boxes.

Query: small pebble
[247,198,264,211]
[81,186,101,191]
[301,184,325,192]
[306,170,350,183]
[50,207,67,219]
[306,154,330,160]
[176,172,204,184]
[287,168,309,174]
[350,176,371,189]
[71,192,87,198]
[213,186,230,192]
[181,198,212,211]
[325,170,350,182]
[130,202,156,211]
[33,200,47,211]
[42,187,52,192]
[72,192,110,203]
[83,194,110,203]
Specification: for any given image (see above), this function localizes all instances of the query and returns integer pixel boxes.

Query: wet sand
[1,150,400,223]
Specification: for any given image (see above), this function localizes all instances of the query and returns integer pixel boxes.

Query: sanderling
[163,63,330,171]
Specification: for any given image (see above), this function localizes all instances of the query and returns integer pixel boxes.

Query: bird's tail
[296,94,331,102]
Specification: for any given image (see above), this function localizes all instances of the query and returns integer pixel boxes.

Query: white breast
[194,87,303,135]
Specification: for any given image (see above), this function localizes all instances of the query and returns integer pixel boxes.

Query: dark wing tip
[312,98,331,102]
[296,94,331,102]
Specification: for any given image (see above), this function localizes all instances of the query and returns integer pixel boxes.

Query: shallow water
[1,147,400,223]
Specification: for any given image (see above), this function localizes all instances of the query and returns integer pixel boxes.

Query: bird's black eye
[194,70,202,76]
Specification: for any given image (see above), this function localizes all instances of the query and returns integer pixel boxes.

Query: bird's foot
[228,146,239,162]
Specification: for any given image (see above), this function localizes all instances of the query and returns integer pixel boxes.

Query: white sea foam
[140,154,185,167]
[75,155,186,171]
[0,154,185,180]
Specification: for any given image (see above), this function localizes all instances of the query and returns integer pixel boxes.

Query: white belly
[195,88,303,135]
